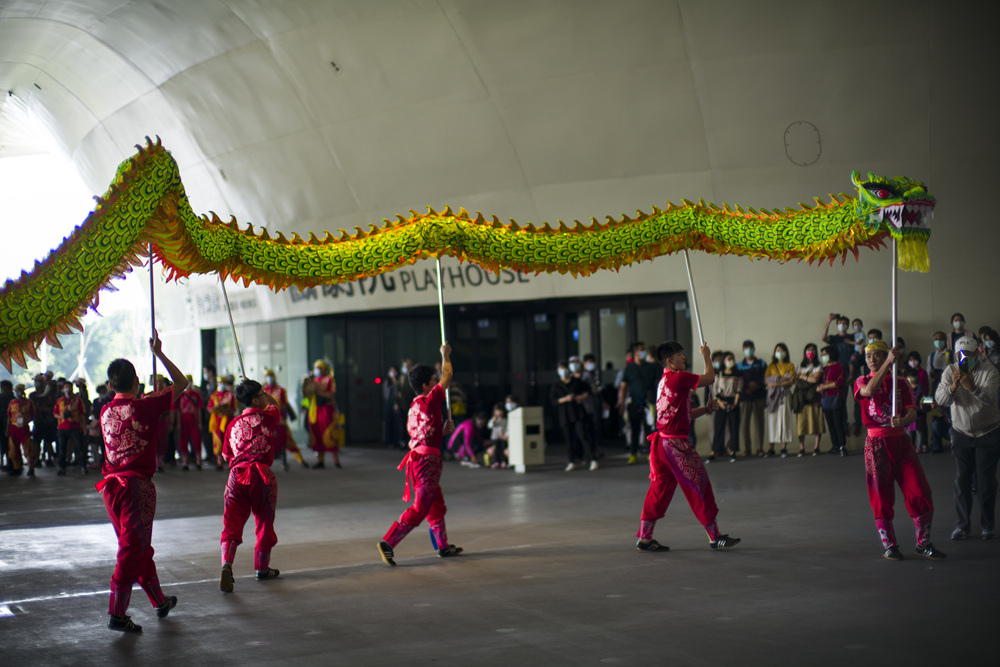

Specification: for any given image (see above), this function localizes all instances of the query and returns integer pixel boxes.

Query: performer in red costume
[177,376,204,470]
[377,343,462,566]
[304,360,340,468]
[854,340,946,561]
[208,375,237,470]
[6,384,36,477]
[262,369,307,470]
[219,378,282,592]
[635,341,741,553]
[98,334,188,632]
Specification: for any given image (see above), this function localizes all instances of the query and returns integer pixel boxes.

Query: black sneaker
[883,546,904,561]
[635,539,670,552]
[26,469,35,477]
[255,568,280,581]
[155,596,177,618]
[220,564,234,592]
[181,465,189,471]
[840,448,849,457]
[915,542,947,560]
[438,544,463,557]
[108,614,142,633]
[334,462,342,469]
[313,461,325,469]
[710,535,741,550]
[377,541,396,566]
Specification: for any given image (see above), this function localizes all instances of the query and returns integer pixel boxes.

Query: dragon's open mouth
[876,200,934,230]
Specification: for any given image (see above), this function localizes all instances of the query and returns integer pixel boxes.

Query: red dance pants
[101,475,165,615]
[638,434,719,540]
[865,433,934,548]
[221,465,278,570]
[384,453,447,548]
[178,414,202,465]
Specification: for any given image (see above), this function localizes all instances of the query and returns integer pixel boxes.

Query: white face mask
[987,340,996,349]
[837,324,847,333]
[312,368,322,378]
[744,348,754,358]
[265,376,276,385]
[908,360,919,369]
[557,368,570,379]
[504,401,516,412]
[584,362,596,372]
[820,354,830,365]
[853,324,862,332]
[775,350,786,361]
[953,320,964,330]
[712,361,721,370]
[724,359,735,368]
[569,362,581,373]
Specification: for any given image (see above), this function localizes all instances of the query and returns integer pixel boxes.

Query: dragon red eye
[875,189,891,198]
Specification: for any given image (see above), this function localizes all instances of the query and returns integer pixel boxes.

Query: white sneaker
[589,460,599,471]
[565,462,577,472]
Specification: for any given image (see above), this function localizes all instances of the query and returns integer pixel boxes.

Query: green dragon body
[0,137,933,370]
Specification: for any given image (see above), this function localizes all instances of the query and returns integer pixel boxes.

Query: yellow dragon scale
[0,137,933,371]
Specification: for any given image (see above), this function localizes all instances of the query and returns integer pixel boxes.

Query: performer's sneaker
[256,568,280,581]
[220,564,234,592]
[950,527,968,541]
[438,544,463,557]
[589,460,599,471]
[710,535,741,550]
[377,541,396,566]
[915,542,947,560]
[882,546,904,561]
[635,539,669,552]
[983,530,996,540]
[155,596,177,618]
[108,614,142,633]
[26,469,35,477]
[313,461,325,469]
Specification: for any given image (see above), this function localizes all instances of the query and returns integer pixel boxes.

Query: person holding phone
[934,336,1000,541]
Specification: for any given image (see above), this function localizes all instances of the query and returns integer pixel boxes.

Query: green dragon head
[851,171,933,271]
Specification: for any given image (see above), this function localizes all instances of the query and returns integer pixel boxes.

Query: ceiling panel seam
[435,0,536,215]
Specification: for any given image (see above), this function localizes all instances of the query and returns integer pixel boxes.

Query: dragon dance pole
[149,244,157,383]
[435,258,451,413]
[219,277,247,381]
[891,239,898,415]
[683,249,705,350]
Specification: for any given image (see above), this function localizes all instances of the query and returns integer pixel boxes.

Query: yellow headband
[865,339,890,354]
[313,360,331,371]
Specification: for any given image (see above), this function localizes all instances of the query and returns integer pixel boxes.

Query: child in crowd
[219,379,282,592]
[377,343,462,566]
[484,403,509,468]
[904,368,930,453]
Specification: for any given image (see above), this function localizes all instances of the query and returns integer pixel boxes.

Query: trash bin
[507,406,545,473]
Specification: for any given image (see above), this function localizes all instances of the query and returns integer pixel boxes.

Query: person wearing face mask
[736,340,767,457]
[6,383,36,477]
[764,343,796,458]
[935,336,1000,541]
[905,352,930,453]
[926,331,952,454]
[176,375,205,470]
[579,354,603,460]
[946,313,968,355]
[552,360,596,471]
[54,380,87,475]
[619,342,659,465]
[263,370,307,470]
[822,314,856,377]
[979,328,1000,371]
[817,345,847,456]
[710,352,741,463]
[208,375,237,470]
[304,360,340,469]
[793,344,824,457]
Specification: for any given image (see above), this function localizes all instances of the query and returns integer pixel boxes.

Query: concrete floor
[1,441,998,666]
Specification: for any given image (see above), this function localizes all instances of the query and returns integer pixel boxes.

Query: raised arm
[821,313,836,344]
[150,333,190,401]
[439,342,453,390]
[696,342,715,388]
[857,347,898,398]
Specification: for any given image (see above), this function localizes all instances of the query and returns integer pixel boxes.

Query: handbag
[820,393,842,410]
